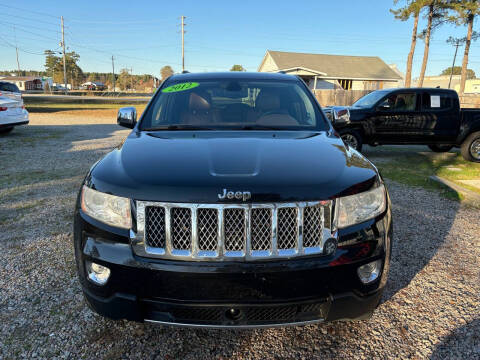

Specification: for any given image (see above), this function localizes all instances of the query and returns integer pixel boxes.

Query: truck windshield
[140,79,327,131]
[352,91,388,108]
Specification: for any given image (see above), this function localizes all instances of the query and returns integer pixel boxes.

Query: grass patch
[367,147,480,202]
[0,168,80,189]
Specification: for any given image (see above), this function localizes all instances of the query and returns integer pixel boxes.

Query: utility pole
[181,15,186,72]
[446,37,464,89]
[130,67,133,91]
[60,16,67,93]
[13,26,20,73]
[111,55,115,93]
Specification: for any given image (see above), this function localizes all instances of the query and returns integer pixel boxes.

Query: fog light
[357,260,382,284]
[323,238,338,256]
[86,261,110,285]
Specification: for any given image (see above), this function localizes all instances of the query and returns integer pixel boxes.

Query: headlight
[336,184,386,229]
[81,186,132,229]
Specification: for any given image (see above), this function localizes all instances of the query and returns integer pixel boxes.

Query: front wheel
[461,131,480,163]
[428,144,453,153]
[340,130,363,152]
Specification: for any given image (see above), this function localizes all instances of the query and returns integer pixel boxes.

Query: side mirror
[377,104,390,111]
[332,106,350,123]
[117,107,137,129]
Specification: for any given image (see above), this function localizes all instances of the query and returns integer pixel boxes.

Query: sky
[1,0,479,78]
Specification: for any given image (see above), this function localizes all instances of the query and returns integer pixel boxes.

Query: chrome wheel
[341,134,358,149]
[470,138,480,160]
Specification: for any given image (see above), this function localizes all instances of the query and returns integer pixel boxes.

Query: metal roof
[0,76,41,82]
[261,50,402,81]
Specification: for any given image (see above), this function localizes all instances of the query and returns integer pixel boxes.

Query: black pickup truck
[74,72,392,328]
[324,88,480,162]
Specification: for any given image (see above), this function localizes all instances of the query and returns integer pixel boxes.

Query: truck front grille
[136,200,334,261]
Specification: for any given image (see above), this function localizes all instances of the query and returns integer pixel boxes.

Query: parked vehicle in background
[0,82,29,134]
[74,72,392,328]
[324,88,480,162]
[81,81,107,91]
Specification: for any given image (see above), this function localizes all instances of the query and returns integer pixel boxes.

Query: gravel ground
[0,114,479,359]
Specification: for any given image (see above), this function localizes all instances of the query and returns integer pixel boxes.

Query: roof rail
[277,70,286,74]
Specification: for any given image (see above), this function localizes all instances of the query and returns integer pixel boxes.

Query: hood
[88,130,378,202]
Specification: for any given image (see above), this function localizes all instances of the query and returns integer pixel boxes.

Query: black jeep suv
[74,72,392,328]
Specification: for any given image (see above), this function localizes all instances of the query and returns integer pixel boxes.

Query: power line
[0,35,45,55]
[0,2,60,18]
[0,12,62,27]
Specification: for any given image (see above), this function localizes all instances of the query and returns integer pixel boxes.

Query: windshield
[140,79,327,131]
[352,91,389,108]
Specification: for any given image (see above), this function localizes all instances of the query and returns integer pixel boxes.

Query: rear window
[140,79,327,131]
[0,82,20,93]
[421,93,452,110]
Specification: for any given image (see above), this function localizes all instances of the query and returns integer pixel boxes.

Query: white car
[0,81,29,134]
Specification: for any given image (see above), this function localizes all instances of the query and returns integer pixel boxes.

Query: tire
[0,127,13,134]
[428,144,453,153]
[340,130,363,152]
[461,131,480,163]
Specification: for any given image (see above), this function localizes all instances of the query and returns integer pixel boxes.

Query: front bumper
[74,200,392,328]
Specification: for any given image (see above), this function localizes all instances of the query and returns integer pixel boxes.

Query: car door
[420,91,458,143]
[370,92,420,143]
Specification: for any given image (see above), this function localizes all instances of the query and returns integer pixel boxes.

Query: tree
[160,66,174,81]
[440,66,476,78]
[391,1,423,87]
[448,0,480,93]
[417,1,450,87]
[230,64,246,72]
[43,50,84,87]
[117,68,131,90]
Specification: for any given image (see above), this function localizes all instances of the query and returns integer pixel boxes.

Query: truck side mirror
[332,107,350,123]
[117,107,137,129]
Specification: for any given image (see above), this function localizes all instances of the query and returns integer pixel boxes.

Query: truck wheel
[461,131,480,162]
[428,144,453,153]
[0,127,13,135]
[340,131,363,152]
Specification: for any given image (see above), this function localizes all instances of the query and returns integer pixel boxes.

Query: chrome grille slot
[224,208,246,252]
[145,206,166,248]
[303,205,324,248]
[171,207,192,250]
[197,208,218,251]
[277,207,298,250]
[134,200,335,261]
[251,208,272,251]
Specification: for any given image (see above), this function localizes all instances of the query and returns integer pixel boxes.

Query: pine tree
[391,1,423,87]
[417,0,450,87]
[448,0,480,94]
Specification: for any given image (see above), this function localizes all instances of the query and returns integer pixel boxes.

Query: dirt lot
[0,113,479,359]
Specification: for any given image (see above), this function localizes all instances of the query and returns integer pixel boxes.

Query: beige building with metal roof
[258,50,403,91]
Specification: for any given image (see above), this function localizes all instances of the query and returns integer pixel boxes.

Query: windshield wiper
[143,125,215,131]
[237,125,286,130]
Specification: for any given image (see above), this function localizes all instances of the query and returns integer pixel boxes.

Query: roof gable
[265,50,402,81]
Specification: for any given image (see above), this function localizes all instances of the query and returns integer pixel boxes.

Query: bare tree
[160,66,174,82]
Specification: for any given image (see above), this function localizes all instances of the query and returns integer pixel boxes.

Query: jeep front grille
[134,201,334,261]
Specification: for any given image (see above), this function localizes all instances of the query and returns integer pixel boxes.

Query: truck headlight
[81,186,132,229]
[337,184,386,229]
